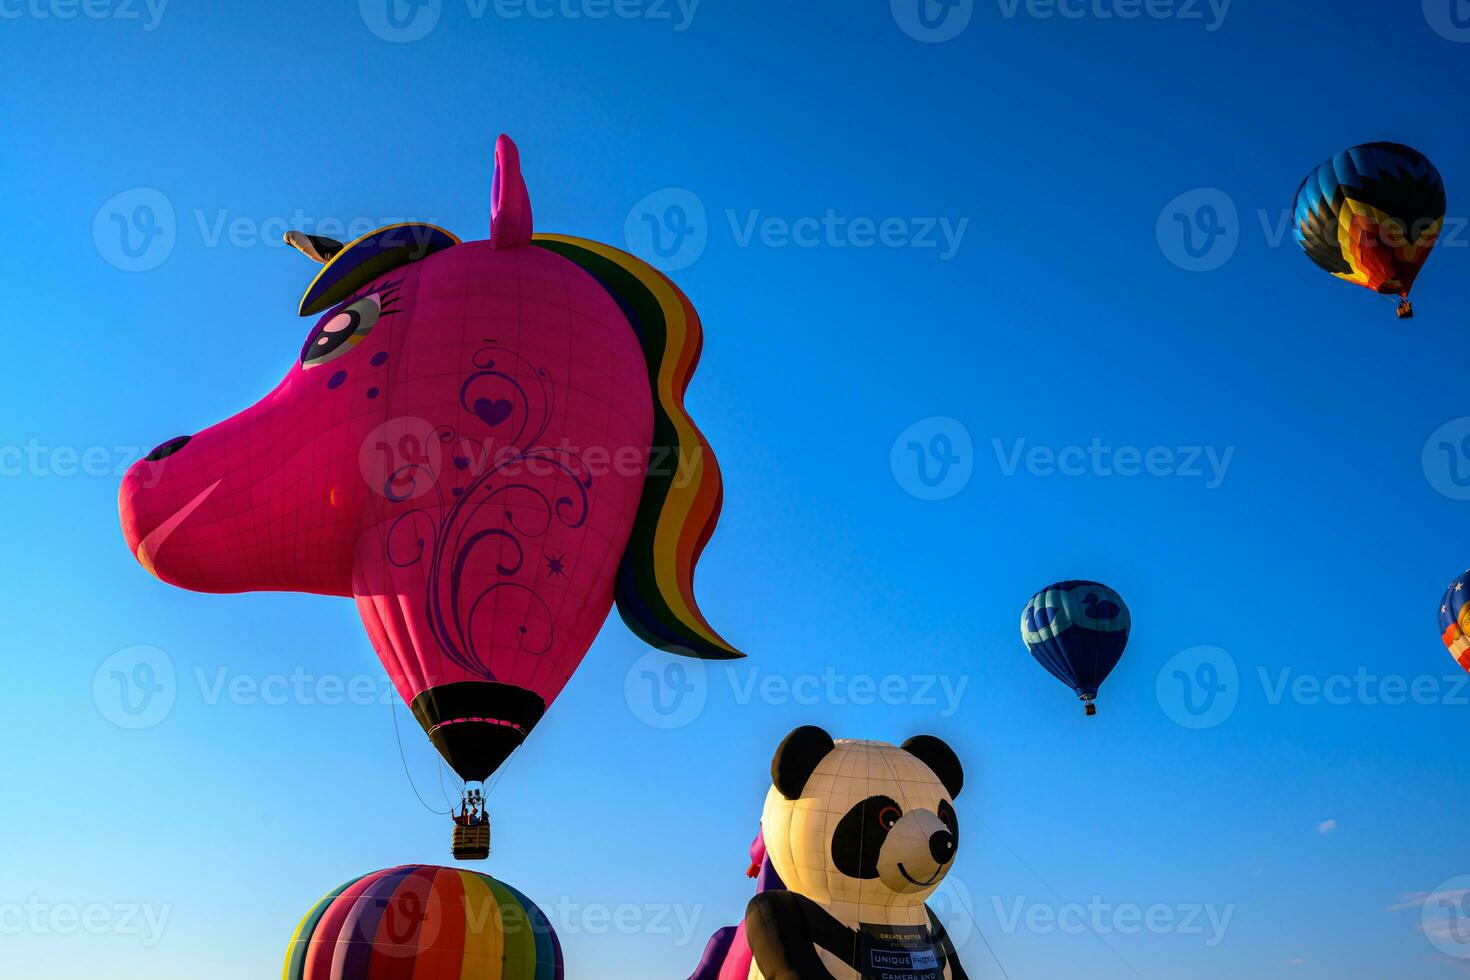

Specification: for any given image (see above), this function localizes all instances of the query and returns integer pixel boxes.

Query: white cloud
[1390,892,1431,912]
[1391,889,1470,914]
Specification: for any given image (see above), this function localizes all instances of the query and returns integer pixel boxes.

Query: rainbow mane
[533,234,742,660]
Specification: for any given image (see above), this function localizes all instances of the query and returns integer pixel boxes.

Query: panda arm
[925,906,970,980]
[745,891,850,980]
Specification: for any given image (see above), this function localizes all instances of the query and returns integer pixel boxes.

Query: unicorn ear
[489,133,533,249]
[283,231,344,264]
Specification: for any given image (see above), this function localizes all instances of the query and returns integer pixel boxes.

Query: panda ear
[771,726,835,800]
[902,735,964,800]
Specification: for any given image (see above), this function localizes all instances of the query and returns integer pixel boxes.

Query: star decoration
[545,554,566,578]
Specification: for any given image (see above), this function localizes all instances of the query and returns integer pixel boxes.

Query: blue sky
[4,1,1470,977]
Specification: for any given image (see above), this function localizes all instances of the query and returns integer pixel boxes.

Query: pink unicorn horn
[489,133,532,249]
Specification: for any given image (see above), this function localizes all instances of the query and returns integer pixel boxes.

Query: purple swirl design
[383,345,591,679]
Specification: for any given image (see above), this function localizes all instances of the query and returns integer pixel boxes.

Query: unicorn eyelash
[337,277,405,315]
[299,282,402,366]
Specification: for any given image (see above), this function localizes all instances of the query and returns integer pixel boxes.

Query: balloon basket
[1084,702,1097,717]
[452,823,490,861]
[1397,300,1414,320]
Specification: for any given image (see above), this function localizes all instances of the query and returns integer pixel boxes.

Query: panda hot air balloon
[1293,142,1446,319]
[1440,570,1470,675]
[1021,581,1131,716]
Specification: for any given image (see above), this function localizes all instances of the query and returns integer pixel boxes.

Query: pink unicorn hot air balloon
[119,136,741,853]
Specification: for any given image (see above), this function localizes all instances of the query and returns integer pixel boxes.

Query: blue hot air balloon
[1021,581,1131,716]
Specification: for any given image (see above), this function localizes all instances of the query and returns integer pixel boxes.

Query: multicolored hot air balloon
[118,135,742,852]
[1293,142,1446,319]
[284,865,563,979]
[1021,580,1131,715]
[1440,571,1470,674]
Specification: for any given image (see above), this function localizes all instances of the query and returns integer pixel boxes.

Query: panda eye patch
[937,800,957,830]
[832,795,901,879]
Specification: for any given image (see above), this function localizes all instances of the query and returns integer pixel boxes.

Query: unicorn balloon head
[120,135,741,810]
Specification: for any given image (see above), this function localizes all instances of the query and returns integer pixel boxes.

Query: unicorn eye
[301,294,382,368]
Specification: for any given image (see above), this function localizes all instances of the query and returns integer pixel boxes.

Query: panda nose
[929,829,956,864]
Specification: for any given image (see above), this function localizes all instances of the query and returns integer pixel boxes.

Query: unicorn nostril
[929,830,955,865]
[144,435,191,462]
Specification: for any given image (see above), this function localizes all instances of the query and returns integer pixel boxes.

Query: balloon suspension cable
[979,817,1148,979]
[482,743,523,798]
[390,697,452,816]
[437,755,456,811]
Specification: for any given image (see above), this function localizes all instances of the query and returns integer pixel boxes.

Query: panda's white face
[761,737,962,914]
[873,799,959,894]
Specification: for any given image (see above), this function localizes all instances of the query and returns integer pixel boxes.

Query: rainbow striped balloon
[284,866,563,980]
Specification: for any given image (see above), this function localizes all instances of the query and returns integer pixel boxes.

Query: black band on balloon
[409,682,546,783]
